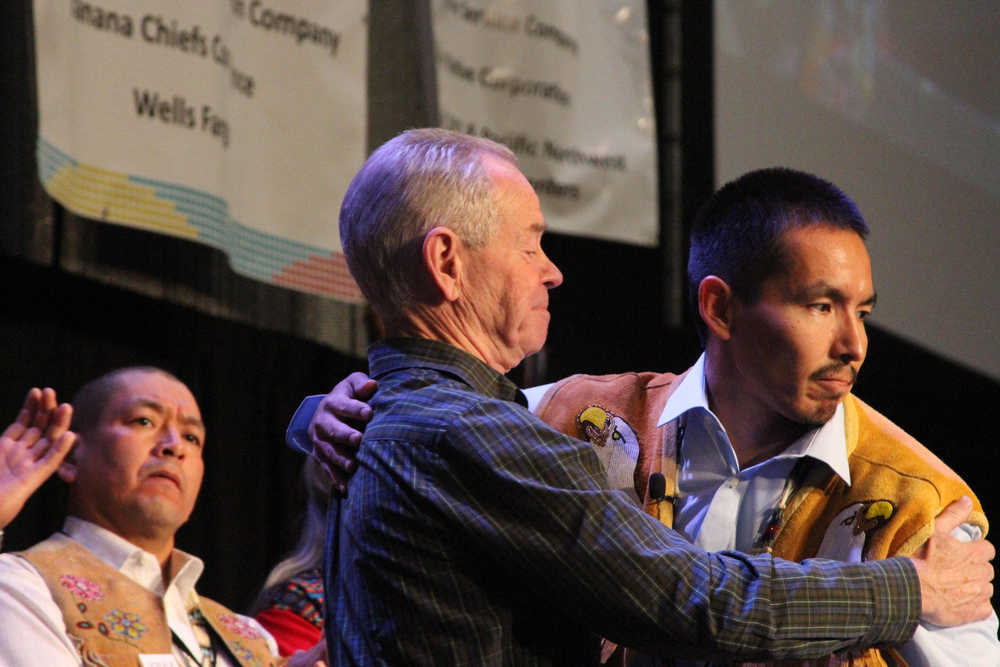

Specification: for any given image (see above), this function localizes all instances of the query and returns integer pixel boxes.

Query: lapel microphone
[647,472,677,505]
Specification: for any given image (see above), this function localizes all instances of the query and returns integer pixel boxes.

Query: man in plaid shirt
[317,128,993,665]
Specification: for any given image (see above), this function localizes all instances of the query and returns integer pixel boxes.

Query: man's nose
[542,252,563,289]
[154,425,186,458]
[834,315,866,364]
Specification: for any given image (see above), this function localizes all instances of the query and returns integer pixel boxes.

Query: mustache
[810,364,858,384]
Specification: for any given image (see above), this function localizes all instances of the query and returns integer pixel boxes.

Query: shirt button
[727,477,739,489]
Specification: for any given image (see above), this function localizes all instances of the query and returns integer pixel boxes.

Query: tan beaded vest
[535,372,987,667]
[19,534,281,667]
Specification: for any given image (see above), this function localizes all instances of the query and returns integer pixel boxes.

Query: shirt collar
[368,337,527,407]
[63,516,205,598]
[656,352,852,484]
[657,353,712,427]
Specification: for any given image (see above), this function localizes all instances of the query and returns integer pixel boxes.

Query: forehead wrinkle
[509,221,546,246]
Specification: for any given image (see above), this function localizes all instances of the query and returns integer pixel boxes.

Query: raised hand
[0,388,76,529]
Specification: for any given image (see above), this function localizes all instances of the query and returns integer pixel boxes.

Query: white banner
[33,0,367,300]
[432,0,657,246]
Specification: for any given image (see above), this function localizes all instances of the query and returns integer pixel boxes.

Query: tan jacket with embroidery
[535,371,987,667]
[19,534,281,667]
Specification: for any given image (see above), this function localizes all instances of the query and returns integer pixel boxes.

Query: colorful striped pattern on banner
[37,138,363,302]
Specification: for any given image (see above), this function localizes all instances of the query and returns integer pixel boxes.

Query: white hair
[339,128,518,326]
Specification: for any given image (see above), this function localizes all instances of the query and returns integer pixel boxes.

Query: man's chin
[796,399,841,426]
[520,325,549,356]
[522,339,548,361]
[134,496,188,531]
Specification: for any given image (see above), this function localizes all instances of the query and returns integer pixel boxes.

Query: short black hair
[687,167,869,342]
[70,366,183,436]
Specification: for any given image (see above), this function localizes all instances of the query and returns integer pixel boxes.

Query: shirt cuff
[286,395,324,455]
[862,556,921,647]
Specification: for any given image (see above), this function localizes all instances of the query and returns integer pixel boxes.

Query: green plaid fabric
[329,338,919,665]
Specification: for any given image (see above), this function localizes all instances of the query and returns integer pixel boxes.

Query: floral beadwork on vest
[59,573,150,646]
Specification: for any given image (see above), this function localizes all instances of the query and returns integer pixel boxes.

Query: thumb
[935,496,973,535]
[358,379,378,399]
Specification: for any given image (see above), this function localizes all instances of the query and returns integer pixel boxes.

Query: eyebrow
[127,398,206,432]
[518,222,547,244]
[794,282,877,307]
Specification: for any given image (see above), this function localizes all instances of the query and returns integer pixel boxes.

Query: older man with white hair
[325,128,993,666]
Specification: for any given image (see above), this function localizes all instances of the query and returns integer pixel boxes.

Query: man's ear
[422,226,464,302]
[56,440,80,484]
[698,276,735,341]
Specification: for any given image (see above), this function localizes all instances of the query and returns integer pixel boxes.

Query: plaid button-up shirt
[328,338,919,665]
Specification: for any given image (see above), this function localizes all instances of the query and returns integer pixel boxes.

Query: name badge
[139,655,178,667]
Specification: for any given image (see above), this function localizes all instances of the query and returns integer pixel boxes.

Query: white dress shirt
[0,516,277,666]
[523,354,999,665]
[659,354,853,552]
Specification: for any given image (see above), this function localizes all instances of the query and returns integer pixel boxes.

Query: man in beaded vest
[526,168,999,667]
[305,168,998,666]
[0,367,325,667]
